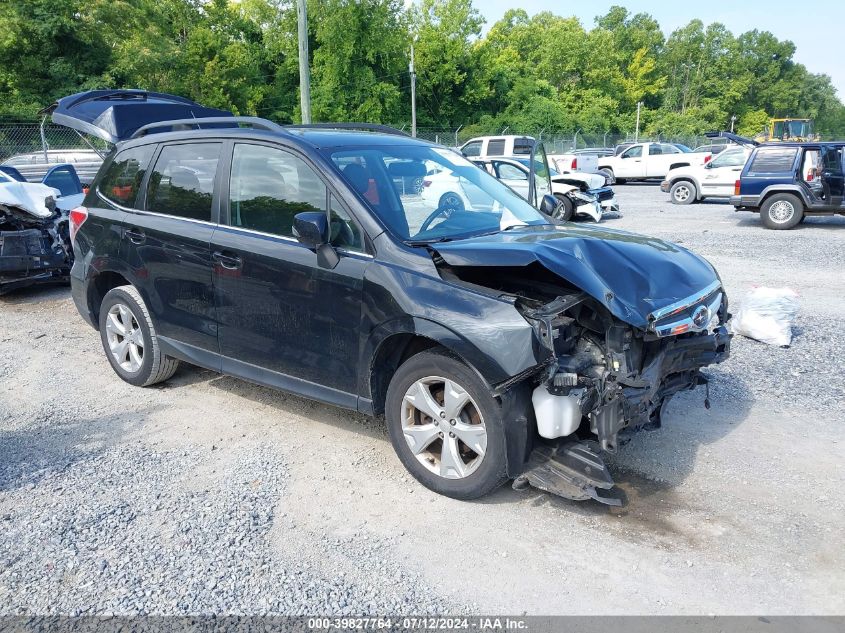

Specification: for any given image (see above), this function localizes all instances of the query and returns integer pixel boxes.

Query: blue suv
[732,141,845,229]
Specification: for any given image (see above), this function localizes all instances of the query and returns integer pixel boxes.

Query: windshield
[674,144,692,153]
[327,145,550,243]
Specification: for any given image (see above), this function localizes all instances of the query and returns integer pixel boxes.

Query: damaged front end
[0,183,73,294]
[434,235,731,505]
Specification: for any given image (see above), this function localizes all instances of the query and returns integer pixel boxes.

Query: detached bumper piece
[513,441,622,506]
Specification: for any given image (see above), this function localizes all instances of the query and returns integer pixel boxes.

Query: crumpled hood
[0,182,61,218]
[433,224,719,330]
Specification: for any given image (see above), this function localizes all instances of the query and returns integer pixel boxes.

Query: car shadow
[734,215,845,230]
[0,406,156,493]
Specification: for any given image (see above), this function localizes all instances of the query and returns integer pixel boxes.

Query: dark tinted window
[146,143,220,221]
[461,141,482,157]
[513,138,534,155]
[749,148,798,173]
[329,194,364,251]
[487,139,506,155]
[229,143,326,237]
[98,145,154,207]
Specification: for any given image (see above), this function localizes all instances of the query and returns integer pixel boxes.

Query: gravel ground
[1,184,843,616]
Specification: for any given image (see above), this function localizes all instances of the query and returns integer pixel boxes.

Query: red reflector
[571,158,577,170]
[734,180,741,196]
[69,206,88,244]
[422,180,432,187]
[704,154,711,163]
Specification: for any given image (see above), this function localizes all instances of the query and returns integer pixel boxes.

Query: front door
[619,145,646,178]
[699,149,747,197]
[212,142,368,402]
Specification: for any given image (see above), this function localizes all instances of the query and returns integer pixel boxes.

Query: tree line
[2,0,844,140]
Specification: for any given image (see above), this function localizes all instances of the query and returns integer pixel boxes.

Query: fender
[668,175,701,198]
[759,184,813,207]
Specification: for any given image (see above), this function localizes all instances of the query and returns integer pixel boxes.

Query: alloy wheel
[769,200,795,223]
[105,303,144,373]
[673,184,691,202]
[401,376,487,479]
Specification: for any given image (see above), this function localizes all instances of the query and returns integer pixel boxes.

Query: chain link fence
[0,121,110,163]
[412,127,719,153]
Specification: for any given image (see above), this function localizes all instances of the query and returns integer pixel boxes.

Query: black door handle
[212,250,242,270]
[125,229,146,244]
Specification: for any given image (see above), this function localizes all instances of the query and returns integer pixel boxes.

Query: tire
[760,193,804,230]
[669,180,696,205]
[385,350,508,500]
[99,285,179,387]
[438,192,465,211]
[553,194,575,221]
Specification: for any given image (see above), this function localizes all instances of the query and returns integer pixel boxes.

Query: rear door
[699,149,748,197]
[492,160,530,200]
[124,141,222,357]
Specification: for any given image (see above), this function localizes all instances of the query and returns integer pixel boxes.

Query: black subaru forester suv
[57,90,730,505]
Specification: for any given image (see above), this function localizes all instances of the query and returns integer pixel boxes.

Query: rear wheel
[669,180,696,204]
[99,285,179,387]
[385,350,507,500]
[761,193,804,230]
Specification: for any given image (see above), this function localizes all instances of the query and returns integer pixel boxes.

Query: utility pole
[635,102,643,142]
[297,0,311,124]
[730,115,737,133]
[409,43,417,138]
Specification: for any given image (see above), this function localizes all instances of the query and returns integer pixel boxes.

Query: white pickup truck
[597,142,710,183]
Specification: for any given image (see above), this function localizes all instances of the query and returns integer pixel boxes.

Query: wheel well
[369,334,441,415]
[88,271,131,328]
[671,178,698,194]
[760,190,805,209]
[669,162,690,170]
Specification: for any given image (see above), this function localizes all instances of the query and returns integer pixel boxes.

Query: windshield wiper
[404,236,456,247]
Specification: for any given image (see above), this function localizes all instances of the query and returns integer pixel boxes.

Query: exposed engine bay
[0,182,74,294]
[437,260,731,504]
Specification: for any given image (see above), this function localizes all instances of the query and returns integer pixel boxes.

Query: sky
[472,0,845,100]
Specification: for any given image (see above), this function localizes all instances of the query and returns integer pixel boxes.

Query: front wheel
[385,350,508,500]
[761,193,804,230]
[553,194,575,221]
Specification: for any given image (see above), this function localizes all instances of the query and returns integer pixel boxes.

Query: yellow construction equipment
[757,118,815,142]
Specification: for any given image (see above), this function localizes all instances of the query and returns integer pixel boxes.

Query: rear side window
[513,138,534,155]
[749,148,798,173]
[461,141,482,157]
[486,139,506,155]
[97,145,154,207]
[229,143,327,237]
[146,143,221,221]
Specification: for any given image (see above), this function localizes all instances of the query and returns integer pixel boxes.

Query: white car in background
[597,142,710,183]
[660,145,752,204]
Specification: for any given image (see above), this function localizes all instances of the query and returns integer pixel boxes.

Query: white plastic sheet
[732,287,800,347]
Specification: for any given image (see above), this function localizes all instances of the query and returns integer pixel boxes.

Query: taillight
[571,158,577,170]
[422,180,432,188]
[734,180,741,196]
[704,154,712,163]
[69,206,88,244]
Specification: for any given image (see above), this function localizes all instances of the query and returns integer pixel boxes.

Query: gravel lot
[1,184,844,616]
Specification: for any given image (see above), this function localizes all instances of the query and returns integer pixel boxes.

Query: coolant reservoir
[532,385,583,439]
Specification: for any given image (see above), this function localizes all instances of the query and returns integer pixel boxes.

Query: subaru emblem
[692,305,711,329]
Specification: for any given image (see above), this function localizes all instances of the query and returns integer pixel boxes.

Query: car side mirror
[293,212,339,269]
[704,161,713,169]
[620,154,629,159]
[539,194,558,216]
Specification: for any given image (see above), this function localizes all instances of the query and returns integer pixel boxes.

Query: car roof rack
[130,116,284,139]
[285,122,410,137]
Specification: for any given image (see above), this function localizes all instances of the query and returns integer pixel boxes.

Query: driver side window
[623,145,643,158]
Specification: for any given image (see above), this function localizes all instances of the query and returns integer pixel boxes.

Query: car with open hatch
[731,140,845,229]
[54,90,731,505]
